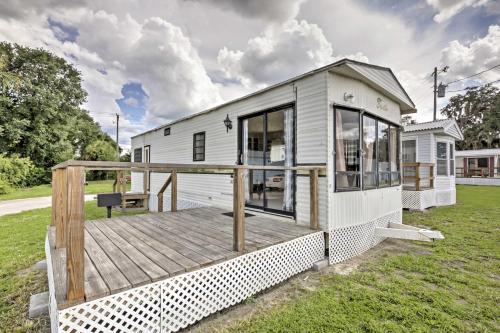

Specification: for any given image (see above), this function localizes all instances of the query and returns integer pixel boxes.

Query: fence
[402,162,434,191]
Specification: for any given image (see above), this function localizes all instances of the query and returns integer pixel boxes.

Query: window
[402,140,416,163]
[164,127,171,136]
[378,121,390,187]
[362,115,377,189]
[193,132,205,161]
[478,158,488,168]
[390,126,400,185]
[134,148,142,163]
[335,109,360,190]
[436,142,447,176]
[334,108,400,192]
[449,143,454,176]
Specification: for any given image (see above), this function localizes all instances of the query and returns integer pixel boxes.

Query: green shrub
[0,154,46,187]
[0,178,12,194]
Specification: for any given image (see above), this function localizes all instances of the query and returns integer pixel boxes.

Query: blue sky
[0,0,498,149]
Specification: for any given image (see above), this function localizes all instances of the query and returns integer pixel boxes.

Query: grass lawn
[222,185,500,333]
[0,180,130,201]
[0,201,140,332]
[0,186,498,332]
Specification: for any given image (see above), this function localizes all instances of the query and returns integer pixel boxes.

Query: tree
[0,42,115,173]
[440,84,500,150]
[82,139,118,180]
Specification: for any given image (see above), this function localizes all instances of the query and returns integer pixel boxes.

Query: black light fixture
[223,114,232,132]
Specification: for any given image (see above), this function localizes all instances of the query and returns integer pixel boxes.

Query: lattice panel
[56,232,324,333]
[329,211,401,264]
[402,190,435,211]
[59,284,161,333]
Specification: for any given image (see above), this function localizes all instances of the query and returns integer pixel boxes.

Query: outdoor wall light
[343,92,355,103]
[223,114,232,132]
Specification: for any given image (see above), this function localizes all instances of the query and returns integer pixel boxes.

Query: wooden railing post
[415,163,420,191]
[66,166,85,302]
[54,168,67,248]
[171,170,177,212]
[233,168,245,252]
[118,171,126,209]
[310,168,319,230]
[430,165,434,189]
[157,174,172,213]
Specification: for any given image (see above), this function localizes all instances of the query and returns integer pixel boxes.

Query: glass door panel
[240,107,294,215]
[243,115,265,208]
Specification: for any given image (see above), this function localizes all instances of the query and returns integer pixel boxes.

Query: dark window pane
[402,140,416,163]
[193,132,205,161]
[134,148,142,163]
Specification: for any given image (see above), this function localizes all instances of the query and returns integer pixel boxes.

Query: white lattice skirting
[51,232,325,333]
[402,189,435,211]
[329,211,401,264]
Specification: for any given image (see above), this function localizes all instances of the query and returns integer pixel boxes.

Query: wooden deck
[48,206,316,309]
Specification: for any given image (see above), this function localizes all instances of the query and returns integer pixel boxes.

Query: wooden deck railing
[51,160,326,303]
[402,162,434,191]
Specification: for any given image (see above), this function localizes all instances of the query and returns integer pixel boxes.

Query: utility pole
[431,65,449,121]
[115,113,120,160]
[433,67,437,121]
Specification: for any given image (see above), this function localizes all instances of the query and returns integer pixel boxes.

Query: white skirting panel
[52,232,325,333]
[456,177,500,186]
[402,189,435,211]
[328,210,401,264]
[435,189,456,206]
[45,236,59,333]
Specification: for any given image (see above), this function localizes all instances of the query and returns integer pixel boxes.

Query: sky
[0,0,499,151]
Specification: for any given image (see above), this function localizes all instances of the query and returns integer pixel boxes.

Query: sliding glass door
[240,106,294,215]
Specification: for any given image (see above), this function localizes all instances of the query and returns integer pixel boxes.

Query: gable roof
[132,58,416,139]
[403,119,464,140]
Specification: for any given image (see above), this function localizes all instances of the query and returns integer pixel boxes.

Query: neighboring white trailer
[401,119,463,210]
[455,148,500,186]
[131,58,417,264]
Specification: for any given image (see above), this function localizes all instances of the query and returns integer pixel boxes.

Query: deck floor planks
[145,214,240,259]
[86,222,151,287]
[83,230,131,293]
[84,252,109,301]
[90,220,168,281]
[126,215,223,265]
[96,219,184,275]
[50,207,316,309]
[112,217,201,271]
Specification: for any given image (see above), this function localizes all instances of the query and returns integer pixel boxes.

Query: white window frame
[436,140,449,177]
[402,136,418,163]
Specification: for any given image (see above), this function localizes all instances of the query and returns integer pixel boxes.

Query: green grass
[0,180,130,201]
[223,185,500,333]
[0,186,498,332]
[0,201,140,332]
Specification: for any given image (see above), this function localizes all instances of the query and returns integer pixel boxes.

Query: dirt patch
[185,238,424,332]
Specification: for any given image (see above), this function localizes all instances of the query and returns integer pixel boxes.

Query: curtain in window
[283,108,294,211]
[363,115,376,188]
[390,126,400,185]
[336,109,359,189]
[378,122,390,187]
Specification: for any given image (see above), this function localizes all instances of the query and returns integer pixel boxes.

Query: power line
[445,64,500,85]
[446,79,500,93]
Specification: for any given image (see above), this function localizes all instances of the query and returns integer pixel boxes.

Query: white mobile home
[131,59,416,264]
[455,148,500,186]
[401,119,463,210]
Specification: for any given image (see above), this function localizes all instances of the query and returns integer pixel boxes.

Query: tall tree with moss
[440,84,500,150]
[0,42,116,173]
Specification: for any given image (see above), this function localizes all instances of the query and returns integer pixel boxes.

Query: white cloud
[217,19,368,87]
[440,25,500,85]
[426,0,491,22]
[124,97,139,107]
[187,0,305,22]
